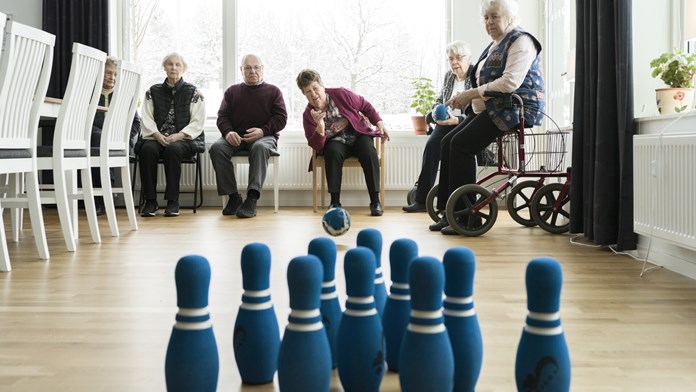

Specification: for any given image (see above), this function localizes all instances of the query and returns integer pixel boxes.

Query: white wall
[0,0,42,28]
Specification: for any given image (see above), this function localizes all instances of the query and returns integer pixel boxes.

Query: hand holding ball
[434,104,449,121]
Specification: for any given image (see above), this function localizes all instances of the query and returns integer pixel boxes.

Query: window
[544,0,575,129]
[122,0,447,130]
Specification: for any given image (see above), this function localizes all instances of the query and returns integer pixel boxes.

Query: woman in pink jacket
[296,69,390,216]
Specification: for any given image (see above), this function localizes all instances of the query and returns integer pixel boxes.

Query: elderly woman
[296,69,390,216]
[90,56,142,216]
[138,52,205,217]
[430,0,545,234]
[403,41,473,213]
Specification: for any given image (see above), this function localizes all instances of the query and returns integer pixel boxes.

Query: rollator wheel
[425,184,444,223]
[406,186,417,205]
[506,180,541,227]
[445,184,498,237]
[530,182,570,234]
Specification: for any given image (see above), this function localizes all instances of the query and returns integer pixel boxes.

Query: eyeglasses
[243,65,263,72]
[448,55,469,62]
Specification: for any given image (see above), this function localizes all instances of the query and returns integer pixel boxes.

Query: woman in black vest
[138,53,206,217]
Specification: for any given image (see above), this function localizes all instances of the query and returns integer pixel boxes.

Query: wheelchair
[425,92,571,236]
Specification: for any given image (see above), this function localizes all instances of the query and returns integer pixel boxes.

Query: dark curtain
[42,0,109,98]
[570,0,636,250]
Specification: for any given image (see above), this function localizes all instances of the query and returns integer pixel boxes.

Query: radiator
[136,137,424,191]
[633,134,696,251]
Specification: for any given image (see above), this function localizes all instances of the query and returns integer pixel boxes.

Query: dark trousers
[324,134,380,196]
[437,112,501,210]
[138,139,195,202]
[90,126,113,190]
[414,123,458,203]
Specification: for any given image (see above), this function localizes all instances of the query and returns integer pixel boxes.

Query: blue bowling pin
[233,243,280,384]
[398,256,454,392]
[357,228,387,316]
[382,238,418,372]
[443,247,483,392]
[277,255,332,392]
[308,237,342,369]
[336,247,385,392]
[164,255,219,392]
[515,257,571,392]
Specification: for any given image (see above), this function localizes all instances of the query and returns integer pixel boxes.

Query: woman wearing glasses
[403,40,473,213]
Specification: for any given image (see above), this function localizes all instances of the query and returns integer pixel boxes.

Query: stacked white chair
[0,17,55,271]
[35,43,106,251]
[90,59,142,236]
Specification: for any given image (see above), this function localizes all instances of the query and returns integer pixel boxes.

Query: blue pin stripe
[176,313,211,323]
[409,315,444,326]
[289,314,322,325]
[242,294,271,304]
[526,317,561,329]
[346,301,375,312]
[443,301,474,312]
[321,286,336,294]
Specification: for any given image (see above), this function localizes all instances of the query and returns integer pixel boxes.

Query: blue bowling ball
[434,104,449,121]
[322,208,351,236]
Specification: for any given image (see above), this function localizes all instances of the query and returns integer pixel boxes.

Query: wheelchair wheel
[445,184,498,237]
[406,186,417,205]
[530,182,570,234]
[425,184,445,223]
[506,180,541,227]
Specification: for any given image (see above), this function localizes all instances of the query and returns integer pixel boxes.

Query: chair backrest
[0,20,55,151]
[100,59,142,155]
[54,43,106,153]
[1,12,7,53]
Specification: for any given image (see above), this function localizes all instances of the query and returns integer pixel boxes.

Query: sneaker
[223,193,243,216]
[402,202,426,213]
[429,217,449,231]
[370,202,383,216]
[164,200,180,217]
[236,197,257,218]
[141,199,158,217]
[441,226,460,235]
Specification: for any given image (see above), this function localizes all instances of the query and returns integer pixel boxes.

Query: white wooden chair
[90,59,141,236]
[0,19,55,272]
[34,43,106,251]
[311,137,385,212]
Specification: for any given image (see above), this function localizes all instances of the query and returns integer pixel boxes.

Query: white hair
[481,0,520,26]
[161,52,188,73]
[445,41,471,58]
[240,54,264,68]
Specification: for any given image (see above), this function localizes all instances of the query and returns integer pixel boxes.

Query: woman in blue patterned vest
[429,0,545,235]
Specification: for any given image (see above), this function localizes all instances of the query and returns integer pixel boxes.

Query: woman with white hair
[430,0,545,234]
[138,52,206,217]
[403,40,473,213]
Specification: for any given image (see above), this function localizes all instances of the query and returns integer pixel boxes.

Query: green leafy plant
[650,48,696,88]
[410,77,437,116]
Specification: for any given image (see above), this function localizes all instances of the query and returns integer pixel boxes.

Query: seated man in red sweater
[209,54,288,218]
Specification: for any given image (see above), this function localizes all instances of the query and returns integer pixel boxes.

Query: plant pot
[655,88,694,114]
[411,115,428,135]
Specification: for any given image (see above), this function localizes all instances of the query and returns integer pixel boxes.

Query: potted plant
[410,77,437,135]
[650,48,696,114]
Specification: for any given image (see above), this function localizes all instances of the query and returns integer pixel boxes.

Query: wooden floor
[1,206,696,392]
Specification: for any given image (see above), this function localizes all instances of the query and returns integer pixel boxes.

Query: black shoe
[95,198,106,216]
[164,200,180,217]
[236,198,257,218]
[370,202,383,216]
[141,199,158,217]
[402,202,426,213]
[328,203,342,210]
[441,226,460,235]
[429,217,448,231]
[223,193,243,216]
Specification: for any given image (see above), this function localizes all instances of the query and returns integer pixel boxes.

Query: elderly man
[209,54,287,218]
